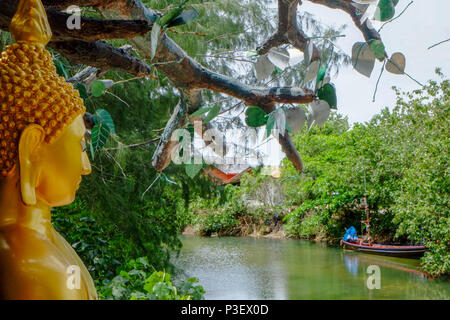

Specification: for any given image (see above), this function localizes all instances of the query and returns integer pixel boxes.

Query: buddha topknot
[0,0,86,176]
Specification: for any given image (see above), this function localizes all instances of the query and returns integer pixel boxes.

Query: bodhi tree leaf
[315,64,327,89]
[90,123,111,159]
[352,42,375,78]
[203,104,220,123]
[185,163,203,179]
[99,79,115,89]
[287,48,303,66]
[55,60,69,79]
[94,109,116,134]
[265,115,275,138]
[245,106,267,127]
[374,0,395,22]
[273,108,286,137]
[317,83,337,109]
[166,9,199,28]
[255,54,275,81]
[305,60,320,82]
[150,21,162,61]
[369,39,386,60]
[386,52,406,74]
[285,106,306,134]
[268,48,290,70]
[91,80,106,97]
[75,83,88,100]
[308,100,331,129]
[190,107,212,118]
[304,41,314,66]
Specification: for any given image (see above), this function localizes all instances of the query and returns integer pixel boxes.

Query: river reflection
[172,235,450,300]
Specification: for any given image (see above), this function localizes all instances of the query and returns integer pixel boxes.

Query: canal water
[173,235,450,300]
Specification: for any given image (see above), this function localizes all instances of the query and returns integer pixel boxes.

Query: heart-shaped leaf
[91,80,106,97]
[273,108,286,137]
[90,123,111,159]
[166,9,199,28]
[386,52,406,74]
[308,100,331,129]
[190,107,212,118]
[245,106,267,127]
[304,41,314,66]
[185,163,203,179]
[316,64,327,89]
[369,39,386,59]
[150,21,162,61]
[203,104,220,123]
[255,54,275,81]
[99,79,115,89]
[94,109,116,134]
[75,83,88,100]
[285,106,307,134]
[374,0,395,21]
[268,48,290,70]
[266,115,275,138]
[317,83,337,109]
[305,60,320,82]
[287,48,303,66]
[352,42,375,77]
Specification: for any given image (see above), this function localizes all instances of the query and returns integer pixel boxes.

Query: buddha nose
[81,151,92,175]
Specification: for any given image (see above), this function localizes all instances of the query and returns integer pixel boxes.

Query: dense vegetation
[189,75,449,277]
[0,0,448,300]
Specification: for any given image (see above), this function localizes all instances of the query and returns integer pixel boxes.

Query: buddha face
[20,115,91,207]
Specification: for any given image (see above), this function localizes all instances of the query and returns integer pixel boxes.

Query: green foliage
[283,75,449,277]
[98,257,205,300]
[245,106,268,127]
[189,75,449,277]
[317,83,337,109]
[52,200,125,283]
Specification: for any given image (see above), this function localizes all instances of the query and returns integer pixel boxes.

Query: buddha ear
[18,124,45,206]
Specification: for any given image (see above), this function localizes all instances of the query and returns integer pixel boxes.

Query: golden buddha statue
[0,0,97,299]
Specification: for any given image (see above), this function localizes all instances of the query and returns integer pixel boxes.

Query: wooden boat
[341,196,427,259]
[342,239,427,259]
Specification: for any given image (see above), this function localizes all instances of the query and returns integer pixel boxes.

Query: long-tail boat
[341,197,427,259]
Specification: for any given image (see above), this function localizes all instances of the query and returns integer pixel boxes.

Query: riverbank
[182,222,286,239]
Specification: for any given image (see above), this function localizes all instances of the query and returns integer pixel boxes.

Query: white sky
[301,0,450,124]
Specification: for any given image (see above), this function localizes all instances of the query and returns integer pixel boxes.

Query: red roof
[204,168,251,184]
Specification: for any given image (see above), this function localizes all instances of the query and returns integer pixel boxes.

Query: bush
[98,257,205,300]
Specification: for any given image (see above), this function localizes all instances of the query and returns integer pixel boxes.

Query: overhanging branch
[49,40,152,76]
[307,0,385,58]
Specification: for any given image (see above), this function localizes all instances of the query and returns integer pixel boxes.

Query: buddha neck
[0,169,53,238]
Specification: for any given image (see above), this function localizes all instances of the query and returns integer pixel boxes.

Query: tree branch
[257,0,321,61]
[2,0,153,42]
[307,0,384,58]
[1,0,311,172]
[49,40,152,77]
[152,98,188,171]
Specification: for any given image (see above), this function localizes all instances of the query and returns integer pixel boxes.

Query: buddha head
[0,0,91,207]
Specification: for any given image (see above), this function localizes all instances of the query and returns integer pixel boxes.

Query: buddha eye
[81,140,87,152]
